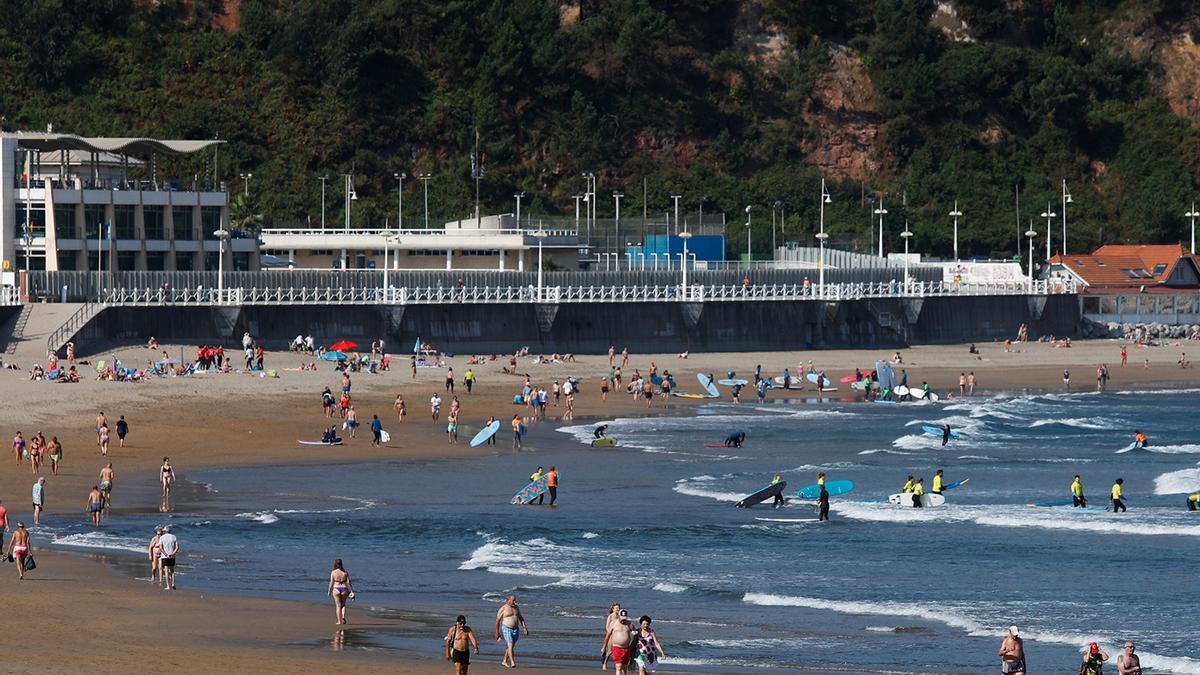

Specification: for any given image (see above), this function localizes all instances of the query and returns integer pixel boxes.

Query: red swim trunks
[611,646,630,663]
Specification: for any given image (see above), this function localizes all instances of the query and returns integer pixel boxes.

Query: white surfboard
[894,385,910,396]
[380,430,391,443]
[851,381,866,391]
[755,517,821,523]
[887,493,946,508]
[928,392,940,402]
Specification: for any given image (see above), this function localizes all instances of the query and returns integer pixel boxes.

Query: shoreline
[5,339,1200,672]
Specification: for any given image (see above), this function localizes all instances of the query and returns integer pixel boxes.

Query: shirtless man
[5,522,30,579]
[494,594,528,668]
[998,625,1026,675]
[602,609,635,674]
[85,486,104,526]
[95,411,108,446]
[1117,642,1142,675]
[445,615,479,675]
[99,463,115,511]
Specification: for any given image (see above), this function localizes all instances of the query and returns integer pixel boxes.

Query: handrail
[46,301,104,356]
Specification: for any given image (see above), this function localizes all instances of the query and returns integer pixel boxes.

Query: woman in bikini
[327,558,354,625]
[12,431,24,466]
[99,424,110,457]
[29,434,42,474]
[394,394,406,423]
[148,527,163,584]
[160,457,175,511]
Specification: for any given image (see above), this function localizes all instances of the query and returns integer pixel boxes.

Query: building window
[54,205,77,238]
[204,252,220,271]
[233,252,251,271]
[462,249,500,256]
[57,251,78,270]
[84,205,106,239]
[201,207,222,239]
[173,207,193,240]
[14,202,47,237]
[146,251,166,270]
[409,249,448,256]
[115,205,136,239]
[144,207,165,239]
[117,251,138,271]
[175,252,195,270]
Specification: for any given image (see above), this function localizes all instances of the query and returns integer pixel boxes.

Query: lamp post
[419,173,433,229]
[613,192,623,266]
[744,206,752,262]
[239,172,252,197]
[572,194,582,235]
[772,200,780,253]
[670,194,682,235]
[900,219,913,292]
[874,199,888,258]
[383,234,400,298]
[533,229,547,301]
[679,230,693,298]
[1040,204,1057,260]
[582,172,595,247]
[1061,180,1072,256]
[341,173,357,269]
[214,228,230,303]
[318,175,329,230]
[1025,225,1038,288]
[1186,202,1199,255]
[514,191,525,230]
[949,201,963,261]
[817,178,831,294]
[394,172,406,231]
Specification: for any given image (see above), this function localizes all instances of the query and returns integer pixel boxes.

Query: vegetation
[0,0,1197,259]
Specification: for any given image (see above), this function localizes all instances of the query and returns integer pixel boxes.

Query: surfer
[911,478,925,508]
[1133,430,1148,448]
[756,380,767,403]
[494,594,528,669]
[771,473,785,507]
[1072,475,1087,508]
[1111,478,1127,513]
[817,485,830,521]
[321,426,340,444]
[782,368,792,389]
[941,424,952,446]
[724,432,746,448]
[511,415,523,449]
[731,382,743,403]
[902,475,915,493]
[1188,493,1200,511]
[932,469,945,494]
[594,425,609,439]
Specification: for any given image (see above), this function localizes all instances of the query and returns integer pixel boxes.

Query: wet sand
[0,337,1197,671]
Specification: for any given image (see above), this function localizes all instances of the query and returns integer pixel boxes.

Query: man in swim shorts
[998,625,1025,674]
[445,615,479,674]
[603,609,635,674]
[158,525,179,590]
[494,594,528,668]
[86,485,103,526]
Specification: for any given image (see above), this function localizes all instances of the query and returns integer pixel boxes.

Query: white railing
[96,279,1076,307]
[260,227,578,238]
[0,286,19,306]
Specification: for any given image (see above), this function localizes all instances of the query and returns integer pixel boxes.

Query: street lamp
[817,179,831,293]
[239,172,252,197]
[900,219,913,292]
[949,201,963,261]
[341,173,357,269]
[1061,180,1073,256]
[514,191,525,230]
[532,228,547,301]
[572,194,583,236]
[214,228,230,303]
[679,230,693,297]
[671,194,682,235]
[419,173,433,229]
[874,199,888,258]
[772,200,781,253]
[1186,202,1199,254]
[613,192,624,264]
[383,234,400,297]
[1040,204,1057,259]
[319,175,329,230]
[1025,224,1038,287]
[394,172,406,230]
[744,205,752,262]
[582,172,595,246]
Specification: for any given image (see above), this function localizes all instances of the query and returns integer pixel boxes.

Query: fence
[0,286,19,306]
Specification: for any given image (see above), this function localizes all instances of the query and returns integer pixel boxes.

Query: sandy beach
[2,336,1198,672]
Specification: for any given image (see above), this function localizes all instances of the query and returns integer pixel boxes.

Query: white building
[0,131,257,273]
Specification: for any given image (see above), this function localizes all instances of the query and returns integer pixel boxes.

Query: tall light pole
[679,230,693,295]
[1040,203,1057,259]
[419,173,433,229]
[949,201,963,261]
[874,199,888,258]
[533,229,547,301]
[341,173,357,269]
[214,228,230,302]
[239,172,252,197]
[383,234,399,294]
[319,175,329,230]
[514,191,525,230]
[582,172,595,248]
[817,178,831,293]
[772,200,780,253]
[900,218,913,291]
[1025,223,1038,287]
[613,192,623,265]
[670,194,682,235]
[1187,202,1200,254]
[572,194,582,235]
[744,205,752,261]
[394,172,406,231]
[1061,180,1072,256]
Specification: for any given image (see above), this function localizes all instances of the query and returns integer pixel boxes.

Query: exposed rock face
[1108,16,1200,128]
[931,1,975,43]
[801,45,883,181]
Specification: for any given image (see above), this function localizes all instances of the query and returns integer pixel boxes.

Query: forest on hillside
[1,0,1198,259]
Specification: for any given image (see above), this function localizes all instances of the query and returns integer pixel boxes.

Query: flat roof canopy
[6,132,222,156]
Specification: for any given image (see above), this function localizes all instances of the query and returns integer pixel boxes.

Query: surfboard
[921,425,961,439]
[1116,442,1145,454]
[850,381,866,391]
[704,443,731,448]
[298,439,342,446]
[805,372,831,388]
[873,400,899,405]
[773,375,799,387]
[511,475,550,505]
[591,437,617,448]
[1028,499,1073,507]
[887,493,946,508]
[469,420,502,447]
[895,385,910,397]
[818,386,838,392]
[755,517,820,523]
[928,392,941,402]
[840,374,859,383]
[717,378,749,387]
[379,430,391,443]
[941,478,970,491]
[671,392,707,399]
[735,481,786,508]
[697,374,720,398]
[796,479,855,499]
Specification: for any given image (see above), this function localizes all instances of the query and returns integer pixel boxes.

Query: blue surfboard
[511,475,550,505]
[697,373,720,398]
[796,479,855,499]
[412,337,421,354]
[736,481,786,508]
[922,425,961,439]
[469,420,502,447]
[942,478,970,491]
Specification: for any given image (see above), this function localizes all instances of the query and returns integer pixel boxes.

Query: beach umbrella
[329,340,359,352]
[321,350,348,361]
[413,337,421,353]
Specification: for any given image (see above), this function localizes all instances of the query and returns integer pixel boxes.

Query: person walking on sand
[370,415,383,446]
[95,411,107,446]
[395,394,406,423]
[160,457,175,512]
[86,486,103,526]
[0,499,8,543]
[99,423,110,456]
[495,594,528,668]
[346,405,359,438]
[158,525,179,590]
[1063,369,1071,391]
[327,558,355,625]
[634,615,666,675]
[32,477,45,528]
[115,415,129,448]
[602,609,635,674]
[148,527,163,585]
[6,522,30,580]
[999,625,1026,675]
[13,431,25,466]
[431,393,442,423]
[47,436,62,476]
[445,615,479,674]
[99,463,115,510]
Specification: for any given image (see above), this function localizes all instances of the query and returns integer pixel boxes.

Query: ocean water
[42,388,1200,673]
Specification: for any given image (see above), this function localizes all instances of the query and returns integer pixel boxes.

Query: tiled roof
[1049,244,1196,287]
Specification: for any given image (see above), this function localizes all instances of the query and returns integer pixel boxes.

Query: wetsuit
[818,487,830,521]
[594,426,608,439]
[1111,482,1126,513]
[942,426,951,446]
[932,474,944,494]
[771,478,785,507]
[1072,479,1087,508]
[725,432,745,448]
[1188,493,1200,511]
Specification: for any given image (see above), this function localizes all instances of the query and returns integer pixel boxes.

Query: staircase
[3,305,32,355]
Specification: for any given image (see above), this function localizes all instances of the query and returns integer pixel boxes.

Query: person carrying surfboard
[1188,493,1200,511]
[932,470,945,494]
[817,485,830,521]
[911,478,925,508]
[902,475,915,493]
[770,474,785,507]
[1072,475,1087,508]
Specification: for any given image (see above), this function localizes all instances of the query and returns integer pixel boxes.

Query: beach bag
[23,554,35,571]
